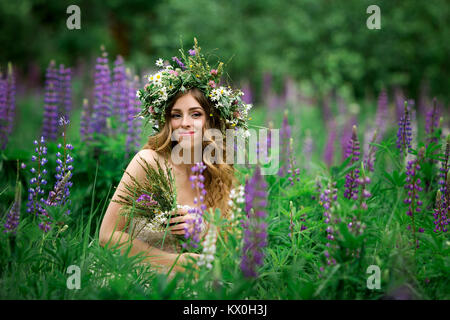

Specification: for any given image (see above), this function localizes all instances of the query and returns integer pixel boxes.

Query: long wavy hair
[141,87,238,219]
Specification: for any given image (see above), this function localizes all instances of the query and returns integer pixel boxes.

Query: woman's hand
[168,207,197,236]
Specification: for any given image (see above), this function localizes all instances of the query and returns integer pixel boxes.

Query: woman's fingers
[169,222,188,232]
[169,214,195,224]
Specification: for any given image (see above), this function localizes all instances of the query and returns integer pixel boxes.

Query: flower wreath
[136,38,252,139]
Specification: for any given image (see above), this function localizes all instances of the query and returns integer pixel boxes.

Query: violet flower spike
[183,162,207,250]
[344,125,360,200]
[240,166,268,278]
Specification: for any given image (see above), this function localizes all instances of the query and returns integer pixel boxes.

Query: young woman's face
[170,93,206,149]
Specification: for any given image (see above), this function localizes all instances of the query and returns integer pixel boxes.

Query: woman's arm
[99,149,197,273]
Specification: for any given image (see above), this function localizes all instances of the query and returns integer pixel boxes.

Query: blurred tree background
[0,0,449,103]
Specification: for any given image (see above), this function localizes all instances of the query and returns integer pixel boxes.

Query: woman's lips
[179,131,195,136]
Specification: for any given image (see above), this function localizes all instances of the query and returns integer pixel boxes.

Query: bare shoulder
[135,149,160,167]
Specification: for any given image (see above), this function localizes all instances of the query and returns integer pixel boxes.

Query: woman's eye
[192,113,202,118]
[171,114,181,118]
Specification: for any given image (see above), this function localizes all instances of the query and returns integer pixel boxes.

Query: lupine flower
[340,115,357,162]
[288,201,295,238]
[26,136,52,232]
[404,147,425,248]
[434,136,450,232]
[172,56,186,70]
[357,163,372,211]
[26,136,48,215]
[183,162,208,249]
[319,180,339,269]
[364,129,378,173]
[79,99,91,142]
[188,48,196,56]
[286,138,300,186]
[228,184,245,221]
[112,55,128,135]
[396,101,413,156]
[394,88,405,121]
[57,64,72,132]
[48,117,73,214]
[41,60,60,141]
[241,81,253,105]
[0,63,16,150]
[4,181,22,234]
[433,191,448,233]
[90,46,112,136]
[240,166,268,278]
[197,225,217,269]
[344,125,360,200]
[278,110,292,177]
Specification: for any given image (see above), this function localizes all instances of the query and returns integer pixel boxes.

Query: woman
[99,39,251,275]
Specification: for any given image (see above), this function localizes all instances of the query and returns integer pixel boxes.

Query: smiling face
[170,92,207,149]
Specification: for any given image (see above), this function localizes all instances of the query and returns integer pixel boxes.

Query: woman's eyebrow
[171,107,203,112]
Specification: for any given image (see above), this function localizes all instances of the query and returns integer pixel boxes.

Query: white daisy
[155,58,164,67]
[136,90,142,98]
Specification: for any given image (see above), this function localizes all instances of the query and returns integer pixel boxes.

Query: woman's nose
[181,115,192,127]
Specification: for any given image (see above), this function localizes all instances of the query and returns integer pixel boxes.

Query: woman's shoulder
[135,148,170,170]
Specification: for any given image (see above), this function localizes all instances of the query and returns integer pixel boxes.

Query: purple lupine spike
[60,65,72,123]
[434,190,448,233]
[79,99,92,142]
[1,63,16,150]
[4,181,22,234]
[126,74,143,155]
[278,110,292,177]
[0,72,7,147]
[240,165,268,278]
[286,138,300,186]
[26,136,52,232]
[435,136,450,232]
[318,180,339,272]
[41,60,60,141]
[323,119,337,168]
[340,115,357,162]
[364,129,378,173]
[112,55,128,135]
[404,147,425,248]
[183,162,208,249]
[357,164,372,211]
[396,101,413,156]
[48,116,73,214]
[344,125,360,200]
[394,88,405,121]
[91,46,112,136]
[241,81,253,105]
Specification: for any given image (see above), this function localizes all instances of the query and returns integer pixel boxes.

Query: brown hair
[141,87,238,219]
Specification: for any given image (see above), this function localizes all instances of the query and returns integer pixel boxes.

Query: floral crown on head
[136,38,252,138]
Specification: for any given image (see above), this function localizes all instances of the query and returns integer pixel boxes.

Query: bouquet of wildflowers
[112,155,178,231]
